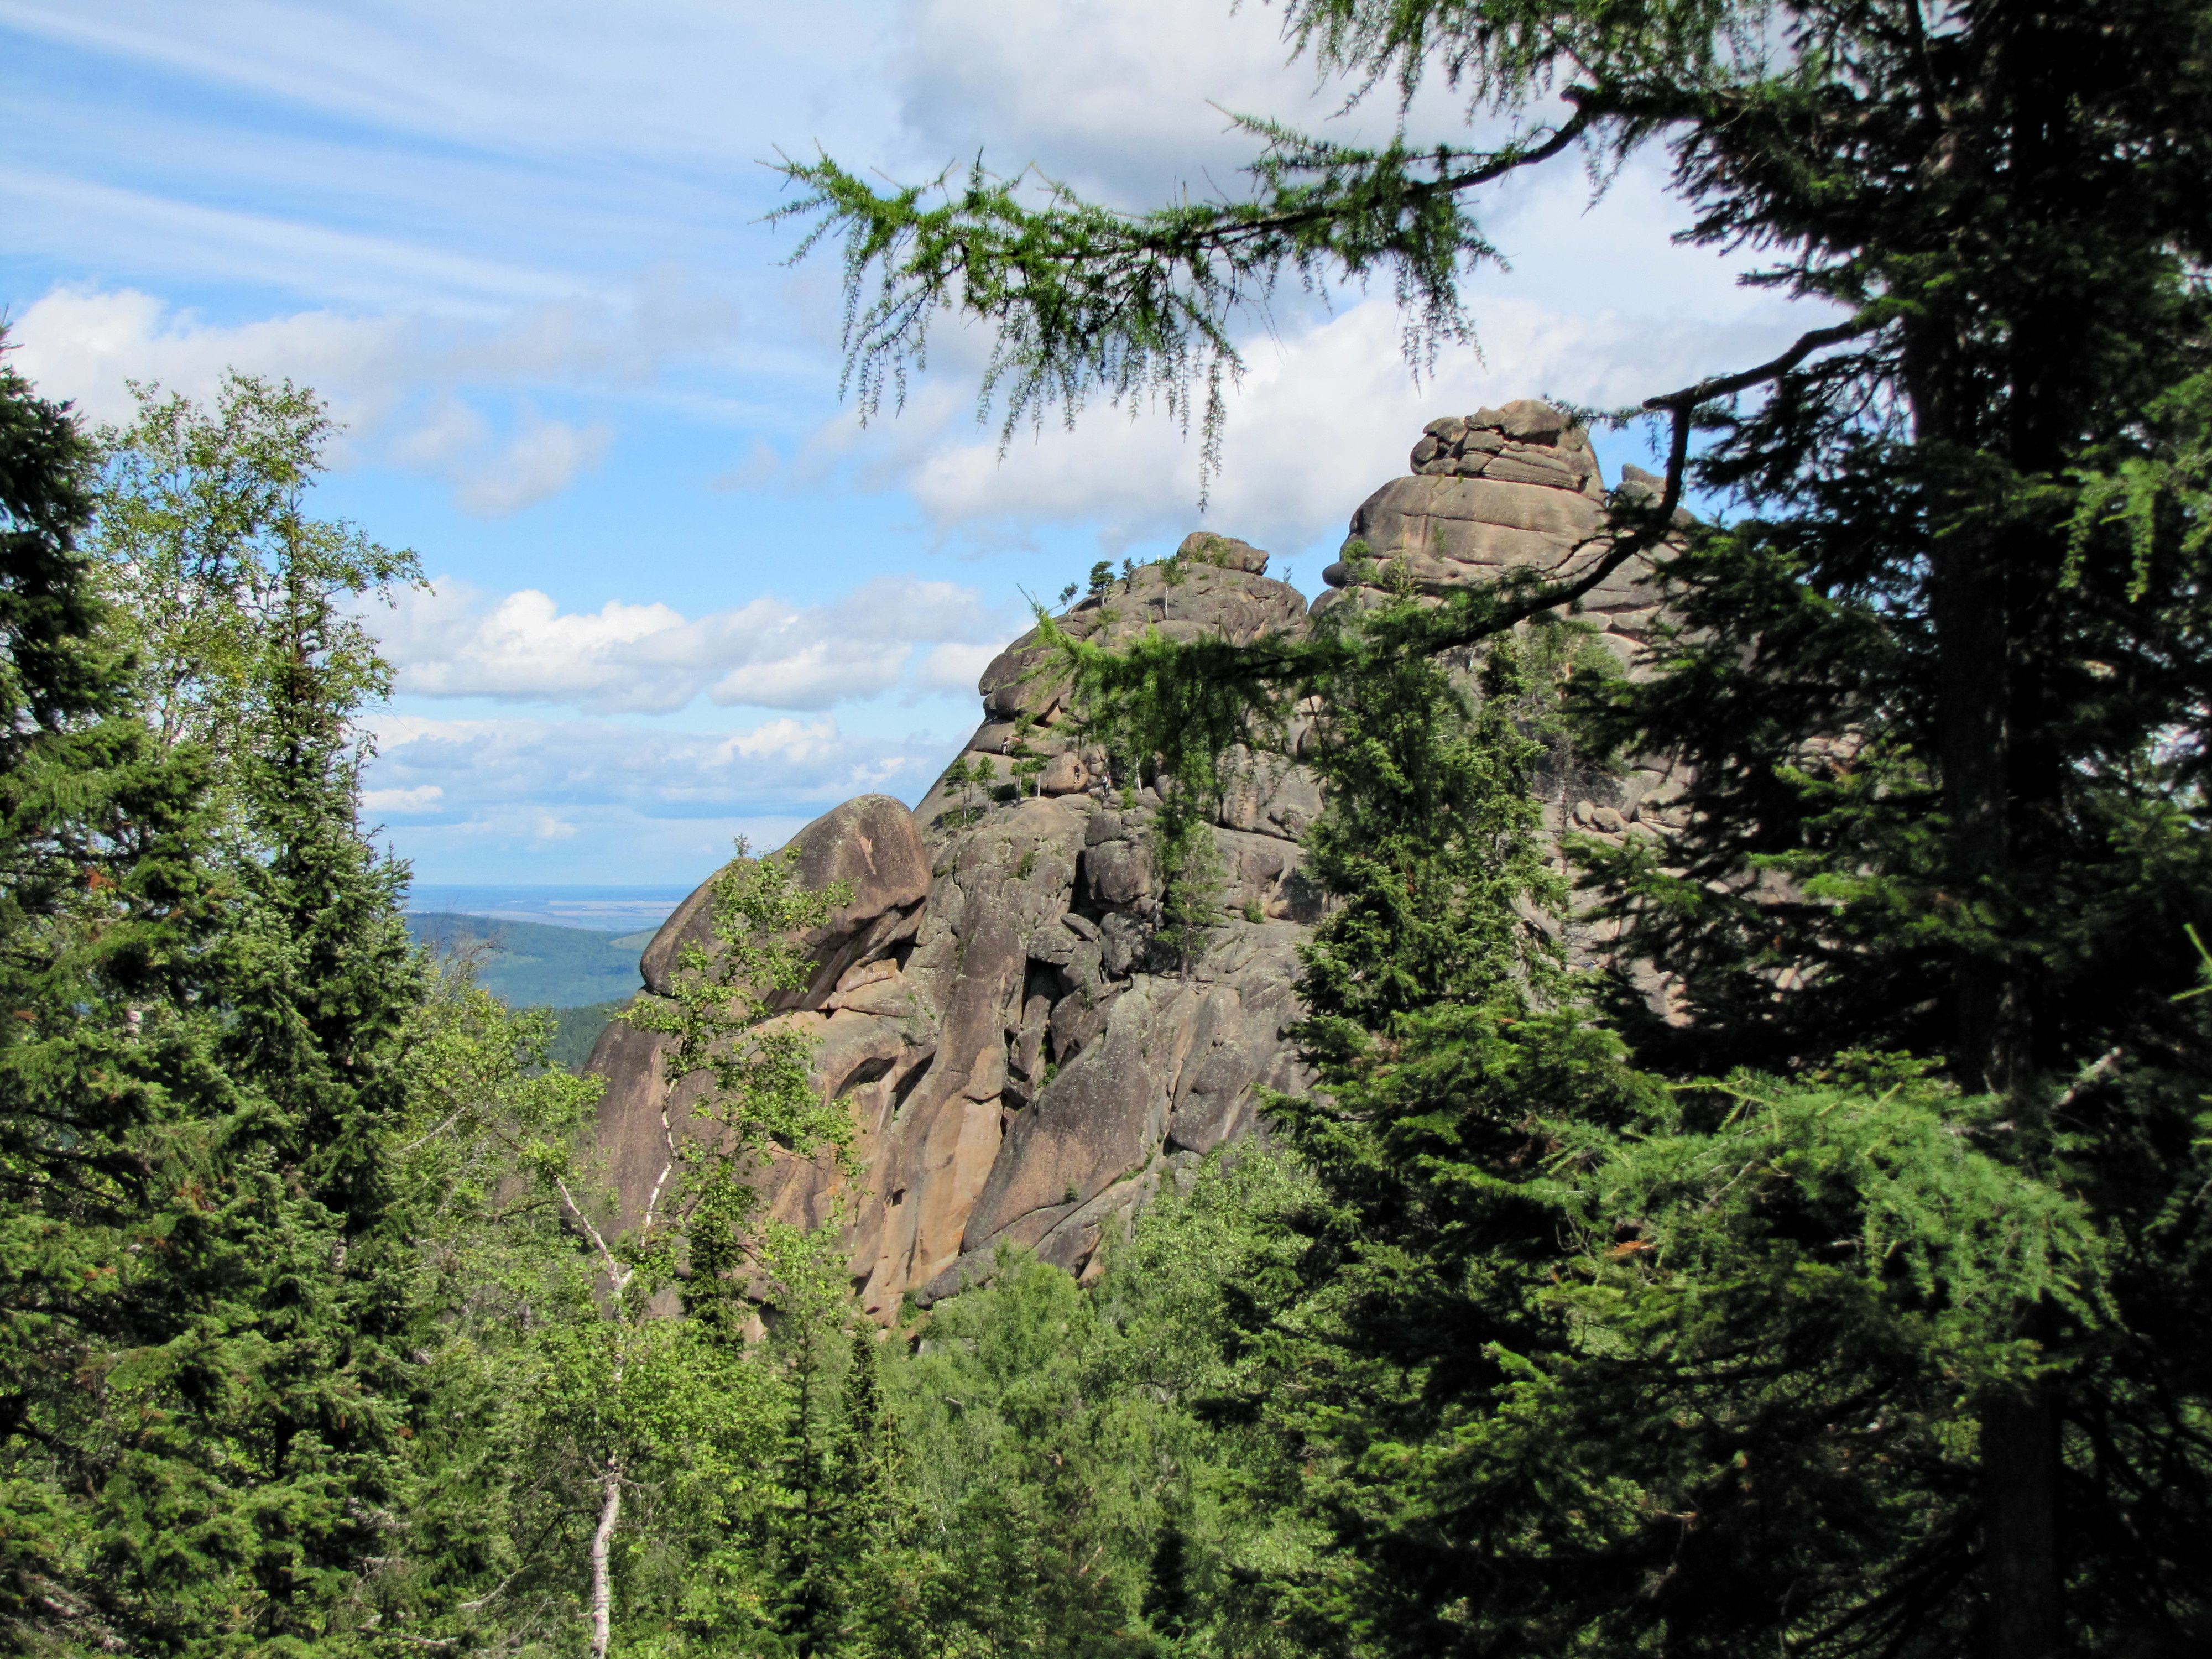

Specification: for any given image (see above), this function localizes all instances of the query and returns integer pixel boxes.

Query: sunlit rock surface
[587,403,1689,1314]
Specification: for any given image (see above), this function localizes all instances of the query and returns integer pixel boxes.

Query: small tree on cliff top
[622,842,856,1316]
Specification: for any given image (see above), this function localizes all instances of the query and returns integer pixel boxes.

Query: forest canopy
[2,1,2210,1656]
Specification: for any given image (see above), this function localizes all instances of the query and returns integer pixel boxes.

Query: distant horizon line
[405,883,697,896]
[401,882,693,934]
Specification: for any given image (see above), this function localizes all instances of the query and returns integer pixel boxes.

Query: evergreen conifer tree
[1,355,432,1651]
[88,376,425,1652]
[0,333,226,1650]
[1140,1522,1193,1655]
[832,1329,895,1562]
[782,3,2212,1650]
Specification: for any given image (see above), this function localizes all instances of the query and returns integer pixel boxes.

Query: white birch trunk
[559,1043,677,1659]
[588,1453,622,1659]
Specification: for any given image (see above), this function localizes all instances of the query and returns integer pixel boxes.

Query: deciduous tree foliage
[90,376,422,795]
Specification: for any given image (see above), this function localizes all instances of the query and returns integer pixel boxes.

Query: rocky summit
[585,400,1686,1317]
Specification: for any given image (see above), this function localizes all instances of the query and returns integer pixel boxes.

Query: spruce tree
[97,379,427,1653]
[831,1329,896,1573]
[0,361,436,1652]
[1062,598,2093,1656]
[0,334,228,1650]
[1140,1522,1193,1655]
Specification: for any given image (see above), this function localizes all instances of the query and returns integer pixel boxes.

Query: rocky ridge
[585,400,1685,1316]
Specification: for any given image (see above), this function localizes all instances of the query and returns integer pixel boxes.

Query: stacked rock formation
[585,400,1684,1315]
[1319,400,1671,676]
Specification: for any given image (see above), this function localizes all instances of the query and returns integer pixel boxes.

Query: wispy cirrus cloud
[0,0,898,175]
[8,281,734,516]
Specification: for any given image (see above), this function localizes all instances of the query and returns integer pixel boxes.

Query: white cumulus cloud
[371,575,1024,714]
[723,717,842,763]
[912,641,1004,698]
[855,289,1816,560]
[362,710,953,830]
[452,410,614,515]
[361,784,445,814]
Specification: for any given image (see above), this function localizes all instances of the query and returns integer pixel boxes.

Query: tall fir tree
[1,359,438,1652]
[1064,596,2106,1656]
[0,334,230,1651]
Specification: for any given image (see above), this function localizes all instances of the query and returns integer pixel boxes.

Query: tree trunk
[1936,542,2062,1658]
[1981,1386,2061,1659]
[589,1454,622,1659]
[1929,523,2022,1096]
[1922,401,2061,1659]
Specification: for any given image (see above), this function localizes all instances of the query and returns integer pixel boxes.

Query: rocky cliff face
[585,400,1678,1316]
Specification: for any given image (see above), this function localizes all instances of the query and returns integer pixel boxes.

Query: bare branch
[1642,317,1877,415]
[554,1176,629,1298]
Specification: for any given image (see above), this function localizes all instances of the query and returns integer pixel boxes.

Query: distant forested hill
[404,912,650,1009]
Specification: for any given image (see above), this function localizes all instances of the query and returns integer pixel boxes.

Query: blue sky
[4,0,1818,885]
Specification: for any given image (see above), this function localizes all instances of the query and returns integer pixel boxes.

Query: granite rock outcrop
[1319,399,1670,675]
[586,401,1683,1313]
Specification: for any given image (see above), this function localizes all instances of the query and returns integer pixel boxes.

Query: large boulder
[591,547,1323,1316]
[1318,399,1666,668]
[588,408,1685,1317]
[639,793,931,1007]
[588,795,932,1238]
[972,555,1308,727]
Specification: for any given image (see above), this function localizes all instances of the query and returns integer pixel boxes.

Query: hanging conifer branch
[771,106,1594,492]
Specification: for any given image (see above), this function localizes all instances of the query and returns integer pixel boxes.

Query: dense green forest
[6,1,2212,1656]
[401,915,653,1014]
[544,1000,635,1074]
[401,914,645,1073]
[0,354,1323,1657]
